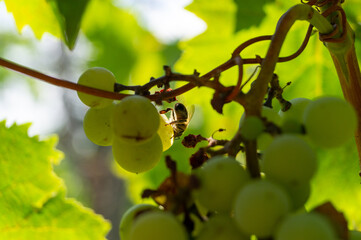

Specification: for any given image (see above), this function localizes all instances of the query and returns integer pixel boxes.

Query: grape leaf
[3,0,61,38]
[233,0,273,32]
[47,0,90,49]
[0,122,110,239]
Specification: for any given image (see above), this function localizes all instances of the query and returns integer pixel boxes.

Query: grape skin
[113,95,160,145]
[119,204,159,240]
[233,179,291,238]
[196,215,247,240]
[128,211,188,240]
[112,134,163,173]
[195,156,250,212]
[77,67,116,108]
[83,104,114,146]
[240,116,264,140]
[279,98,311,134]
[303,96,357,148]
[157,114,174,151]
[275,212,337,240]
[262,134,317,185]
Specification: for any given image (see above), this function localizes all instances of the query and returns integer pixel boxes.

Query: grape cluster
[118,95,359,240]
[77,68,173,173]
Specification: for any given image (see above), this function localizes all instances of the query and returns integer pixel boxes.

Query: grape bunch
[117,94,359,240]
[77,67,173,173]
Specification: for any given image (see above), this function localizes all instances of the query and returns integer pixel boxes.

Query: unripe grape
[279,98,311,134]
[262,106,281,125]
[240,116,264,140]
[112,134,163,173]
[303,96,357,148]
[113,95,160,145]
[83,104,114,146]
[158,114,174,151]
[77,67,116,108]
[128,211,188,240]
[275,212,337,240]
[350,230,361,240]
[233,179,291,238]
[195,156,250,212]
[262,134,317,185]
[196,215,247,240]
[119,204,159,240]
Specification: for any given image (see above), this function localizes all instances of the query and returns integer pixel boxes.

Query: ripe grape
[83,104,114,146]
[119,204,159,240]
[303,96,357,148]
[196,215,247,240]
[195,156,250,212]
[233,179,291,238]
[240,116,265,140]
[279,98,311,134]
[158,114,174,151]
[128,211,188,240]
[77,67,116,108]
[112,134,163,173]
[262,134,317,185]
[113,95,160,144]
[275,212,337,240]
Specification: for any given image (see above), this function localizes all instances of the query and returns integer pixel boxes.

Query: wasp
[160,103,194,139]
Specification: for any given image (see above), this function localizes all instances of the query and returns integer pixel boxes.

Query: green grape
[262,106,281,125]
[83,104,114,146]
[350,230,361,240]
[112,134,163,173]
[158,114,174,151]
[195,156,250,212]
[196,215,247,240]
[233,179,291,238]
[113,95,160,145]
[262,134,317,185]
[128,211,188,240]
[275,212,337,240]
[119,204,159,240]
[279,181,310,210]
[303,96,357,148]
[279,98,311,134]
[77,67,116,108]
[257,132,273,151]
[240,116,265,140]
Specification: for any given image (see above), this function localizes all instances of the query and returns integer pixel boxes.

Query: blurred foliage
[0,122,110,239]
[1,0,361,237]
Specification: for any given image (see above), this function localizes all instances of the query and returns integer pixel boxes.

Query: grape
[77,67,116,108]
[257,132,273,151]
[158,114,174,151]
[83,104,114,146]
[112,134,163,173]
[275,212,337,240]
[233,179,291,238]
[262,106,281,125]
[113,95,160,145]
[279,98,311,133]
[350,230,361,240]
[196,215,247,240]
[303,96,357,148]
[128,211,188,240]
[119,204,159,240]
[195,156,250,212]
[280,181,310,210]
[240,116,265,140]
[262,134,317,185]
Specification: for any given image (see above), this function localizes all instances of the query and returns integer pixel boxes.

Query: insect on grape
[160,103,195,139]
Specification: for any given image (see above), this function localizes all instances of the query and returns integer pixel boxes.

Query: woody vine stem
[0,1,360,178]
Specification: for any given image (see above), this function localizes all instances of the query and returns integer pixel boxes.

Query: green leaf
[3,0,61,39]
[0,122,110,239]
[47,0,90,49]
[233,0,273,32]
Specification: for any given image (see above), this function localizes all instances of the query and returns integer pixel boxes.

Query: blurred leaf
[233,0,273,32]
[0,122,110,239]
[3,0,61,38]
[48,0,90,49]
